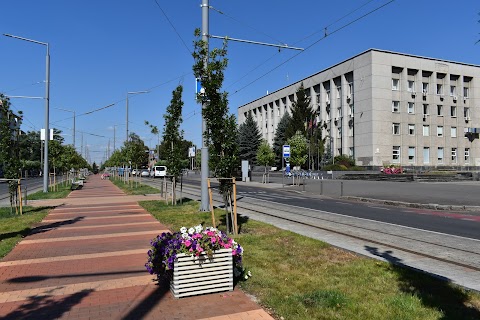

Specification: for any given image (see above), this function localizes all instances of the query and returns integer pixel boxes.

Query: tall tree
[273,112,291,167]
[238,112,261,165]
[287,131,308,171]
[123,133,149,168]
[0,94,22,209]
[162,85,184,204]
[285,84,314,139]
[193,28,238,231]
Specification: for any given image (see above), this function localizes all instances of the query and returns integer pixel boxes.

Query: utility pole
[200,0,210,211]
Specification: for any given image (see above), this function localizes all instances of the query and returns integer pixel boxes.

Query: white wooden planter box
[171,248,233,298]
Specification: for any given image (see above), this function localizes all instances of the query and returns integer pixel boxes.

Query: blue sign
[195,78,205,95]
[283,145,290,158]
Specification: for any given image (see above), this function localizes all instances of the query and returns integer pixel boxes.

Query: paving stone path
[0,175,273,320]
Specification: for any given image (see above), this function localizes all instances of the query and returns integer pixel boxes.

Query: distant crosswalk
[237,191,309,201]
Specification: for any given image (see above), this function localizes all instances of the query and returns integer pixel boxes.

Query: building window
[423,104,429,116]
[408,147,415,163]
[436,84,443,95]
[423,125,429,136]
[450,85,456,97]
[422,82,428,94]
[437,126,443,137]
[464,107,470,119]
[465,148,470,162]
[408,124,415,135]
[437,147,444,163]
[423,147,430,164]
[392,123,400,135]
[464,87,469,98]
[408,80,415,92]
[451,148,457,163]
[408,102,415,114]
[392,79,400,91]
[393,146,400,163]
[392,101,400,113]
[437,105,443,116]
[451,106,457,117]
[349,147,354,157]
[451,127,457,138]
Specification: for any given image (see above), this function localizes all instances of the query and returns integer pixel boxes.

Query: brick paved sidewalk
[0,175,274,320]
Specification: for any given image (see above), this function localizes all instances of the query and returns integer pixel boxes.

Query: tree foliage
[238,112,261,165]
[285,84,314,139]
[273,112,291,167]
[192,28,238,195]
[287,131,308,168]
[162,85,184,179]
[0,94,22,208]
[256,140,275,174]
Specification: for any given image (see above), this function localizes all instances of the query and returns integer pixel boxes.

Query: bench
[71,179,84,190]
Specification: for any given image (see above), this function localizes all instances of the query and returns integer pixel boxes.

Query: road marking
[367,206,390,210]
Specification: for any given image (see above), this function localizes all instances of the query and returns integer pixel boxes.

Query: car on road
[150,165,167,178]
[140,169,150,177]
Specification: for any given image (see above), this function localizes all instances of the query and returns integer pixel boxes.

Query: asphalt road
[0,177,50,205]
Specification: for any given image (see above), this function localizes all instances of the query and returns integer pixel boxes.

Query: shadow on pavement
[120,280,169,320]
[365,245,480,320]
[9,270,145,283]
[1,289,93,320]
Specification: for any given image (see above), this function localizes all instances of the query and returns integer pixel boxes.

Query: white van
[150,166,167,178]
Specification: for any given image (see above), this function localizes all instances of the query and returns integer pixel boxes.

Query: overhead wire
[230,0,395,96]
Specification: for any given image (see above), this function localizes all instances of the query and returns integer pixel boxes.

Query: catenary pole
[200,0,210,211]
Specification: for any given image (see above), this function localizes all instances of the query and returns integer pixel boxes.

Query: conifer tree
[285,84,314,139]
[238,112,261,165]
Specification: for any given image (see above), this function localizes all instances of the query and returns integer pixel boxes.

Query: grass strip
[112,178,160,195]
[0,206,51,258]
[139,199,480,320]
[27,184,72,200]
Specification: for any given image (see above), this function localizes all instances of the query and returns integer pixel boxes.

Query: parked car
[140,169,150,177]
[150,165,167,178]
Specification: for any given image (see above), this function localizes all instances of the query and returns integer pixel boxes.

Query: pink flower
[224,243,232,249]
[211,237,217,244]
[207,231,215,237]
[189,248,193,252]
[185,240,192,247]
[232,250,237,255]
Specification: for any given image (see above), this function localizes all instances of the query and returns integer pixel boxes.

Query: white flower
[195,224,203,233]
[188,228,195,234]
[181,233,190,239]
[180,227,187,234]
[247,271,252,277]
[244,275,249,280]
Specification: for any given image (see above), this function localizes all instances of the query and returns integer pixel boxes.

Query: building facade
[238,49,480,169]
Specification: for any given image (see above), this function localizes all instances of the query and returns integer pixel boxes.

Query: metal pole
[200,0,210,212]
[113,125,116,151]
[73,111,76,149]
[126,94,129,142]
[43,44,50,193]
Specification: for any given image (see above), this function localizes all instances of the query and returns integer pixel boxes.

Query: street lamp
[54,107,75,149]
[126,91,148,143]
[4,33,50,193]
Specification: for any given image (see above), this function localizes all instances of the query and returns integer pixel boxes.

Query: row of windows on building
[392,146,470,164]
[392,123,464,138]
[392,78,470,98]
[392,102,470,119]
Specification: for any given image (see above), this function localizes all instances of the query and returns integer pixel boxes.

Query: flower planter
[170,248,233,298]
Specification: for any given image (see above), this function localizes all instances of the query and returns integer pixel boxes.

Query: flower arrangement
[145,225,248,280]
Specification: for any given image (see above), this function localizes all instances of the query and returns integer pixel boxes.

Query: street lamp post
[4,33,50,193]
[126,91,148,143]
[55,107,75,149]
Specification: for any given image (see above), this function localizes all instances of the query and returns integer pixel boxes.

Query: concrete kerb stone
[343,196,480,214]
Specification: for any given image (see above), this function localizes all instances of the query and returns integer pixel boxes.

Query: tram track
[141,178,480,274]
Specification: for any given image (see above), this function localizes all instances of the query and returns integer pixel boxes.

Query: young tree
[0,94,22,210]
[272,112,291,167]
[162,85,184,205]
[256,140,275,183]
[193,28,238,232]
[285,84,314,139]
[287,131,307,185]
[238,112,261,165]
[123,133,149,169]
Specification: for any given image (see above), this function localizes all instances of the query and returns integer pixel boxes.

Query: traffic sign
[283,145,290,158]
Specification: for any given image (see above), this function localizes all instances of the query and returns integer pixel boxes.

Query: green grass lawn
[112,178,160,195]
[27,183,72,200]
[139,199,480,320]
[0,206,51,258]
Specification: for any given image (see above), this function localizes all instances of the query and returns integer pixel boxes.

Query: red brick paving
[0,175,274,320]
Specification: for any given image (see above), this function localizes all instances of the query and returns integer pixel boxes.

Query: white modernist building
[238,49,480,169]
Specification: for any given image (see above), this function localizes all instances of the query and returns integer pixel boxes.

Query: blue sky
[1,0,479,164]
